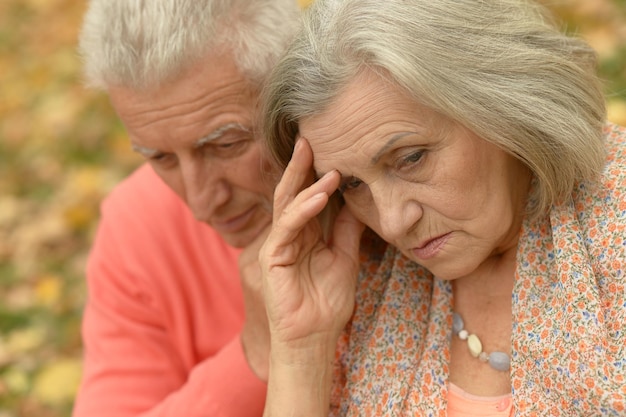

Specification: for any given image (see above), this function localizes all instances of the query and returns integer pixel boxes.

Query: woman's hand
[261,138,364,353]
[260,138,364,416]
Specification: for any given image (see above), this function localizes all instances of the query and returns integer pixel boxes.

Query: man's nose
[181,161,230,222]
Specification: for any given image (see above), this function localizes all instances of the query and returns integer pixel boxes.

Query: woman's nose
[371,184,422,242]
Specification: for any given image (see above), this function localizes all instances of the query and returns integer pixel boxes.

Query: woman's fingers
[277,170,340,230]
[263,170,339,267]
[331,204,365,261]
[264,137,341,267]
[274,138,342,226]
[273,138,317,218]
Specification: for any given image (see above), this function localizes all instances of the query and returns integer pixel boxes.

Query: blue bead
[452,313,464,335]
[489,352,511,372]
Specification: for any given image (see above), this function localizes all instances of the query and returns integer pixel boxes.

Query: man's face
[108,52,273,248]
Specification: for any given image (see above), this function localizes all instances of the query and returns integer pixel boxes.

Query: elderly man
[71,1,300,416]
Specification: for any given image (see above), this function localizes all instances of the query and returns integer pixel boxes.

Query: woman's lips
[412,232,451,260]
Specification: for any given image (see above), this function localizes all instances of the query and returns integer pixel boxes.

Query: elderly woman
[259,0,626,415]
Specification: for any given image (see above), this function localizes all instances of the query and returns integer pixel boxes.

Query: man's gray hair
[79,0,300,90]
[263,0,607,219]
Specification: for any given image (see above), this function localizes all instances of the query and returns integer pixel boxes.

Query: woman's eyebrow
[370,132,415,163]
[312,131,420,178]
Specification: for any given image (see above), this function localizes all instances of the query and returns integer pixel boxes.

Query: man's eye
[216,142,237,149]
[209,139,251,158]
[147,153,177,168]
[338,177,363,194]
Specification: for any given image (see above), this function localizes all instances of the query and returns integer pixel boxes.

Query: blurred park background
[0,0,624,416]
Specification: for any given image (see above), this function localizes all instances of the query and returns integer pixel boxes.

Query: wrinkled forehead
[299,78,402,169]
[298,69,456,179]
[299,70,429,141]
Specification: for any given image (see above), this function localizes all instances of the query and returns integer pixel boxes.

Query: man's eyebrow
[131,122,251,157]
[194,122,250,149]
[131,144,159,157]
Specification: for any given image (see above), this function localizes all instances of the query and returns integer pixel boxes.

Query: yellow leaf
[70,167,107,196]
[0,196,21,228]
[32,359,83,406]
[5,327,46,355]
[35,275,62,307]
[63,204,96,231]
[2,367,29,394]
[607,100,626,126]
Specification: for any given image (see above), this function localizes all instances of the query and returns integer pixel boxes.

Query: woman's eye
[338,176,363,194]
[398,150,424,168]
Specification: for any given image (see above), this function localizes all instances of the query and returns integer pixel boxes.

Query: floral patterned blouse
[330,123,626,416]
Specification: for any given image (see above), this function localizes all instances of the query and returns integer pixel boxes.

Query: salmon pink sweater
[72,164,266,417]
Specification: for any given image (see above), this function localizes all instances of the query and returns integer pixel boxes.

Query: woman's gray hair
[79,0,300,90]
[263,0,607,219]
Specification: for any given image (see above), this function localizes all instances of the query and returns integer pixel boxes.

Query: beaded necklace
[452,312,511,372]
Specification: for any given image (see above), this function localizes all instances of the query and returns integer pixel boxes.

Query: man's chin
[219,222,270,248]
[218,231,250,248]
[209,206,272,248]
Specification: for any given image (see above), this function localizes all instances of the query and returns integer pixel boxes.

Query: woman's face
[299,70,532,280]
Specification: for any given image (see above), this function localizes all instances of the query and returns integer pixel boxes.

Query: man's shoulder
[103,164,179,215]
[90,164,239,283]
[97,164,228,248]
[86,165,242,340]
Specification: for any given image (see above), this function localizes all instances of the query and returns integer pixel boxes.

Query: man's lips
[211,207,257,233]
[412,232,451,260]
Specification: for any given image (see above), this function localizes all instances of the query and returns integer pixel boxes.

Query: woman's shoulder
[566,122,626,273]
[598,122,626,201]
[602,122,626,172]
[572,123,626,211]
